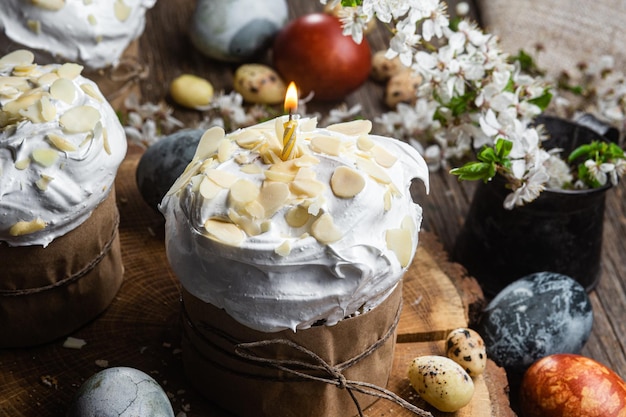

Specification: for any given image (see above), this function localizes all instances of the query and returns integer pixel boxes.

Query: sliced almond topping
[40,96,56,122]
[228,209,261,237]
[102,127,111,155]
[229,179,260,206]
[12,64,37,77]
[206,169,238,188]
[10,218,46,236]
[232,129,263,149]
[166,160,202,196]
[217,139,234,163]
[56,63,84,80]
[37,72,59,87]
[114,0,132,21]
[290,178,325,198]
[285,206,310,228]
[356,157,391,184]
[294,166,316,181]
[20,101,45,124]
[15,158,31,170]
[4,91,44,117]
[401,215,416,236]
[310,135,342,156]
[80,83,103,102]
[35,174,54,191]
[293,153,320,168]
[386,228,413,267]
[264,169,295,183]
[275,240,292,257]
[240,164,262,174]
[59,106,100,133]
[204,219,245,246]
[26,19,41,34]
[32,0,65,11]
[199,177,222,199]
[383,188,393,211]
[299,117,318,132]
[50,78,76,104]
[87,14,97,25]
[32,148,59,167]
[258,182,290,217]
[194,126,226,160]
[326,119,372,136]
[0,50,35,67]
[244,199,265,219]
[372,145,398,168]
[311,213,342,244]
[331,166,365,198]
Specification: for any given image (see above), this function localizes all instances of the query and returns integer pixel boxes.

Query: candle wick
[288,108,293,121]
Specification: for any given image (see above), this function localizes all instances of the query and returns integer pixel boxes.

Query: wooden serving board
[0,148,515,417]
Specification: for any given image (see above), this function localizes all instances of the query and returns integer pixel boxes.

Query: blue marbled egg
[136,129,203,212]
[476,272,593,374]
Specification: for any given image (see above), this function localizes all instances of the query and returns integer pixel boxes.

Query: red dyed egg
[520,353,626,417]
[272,13,371,101]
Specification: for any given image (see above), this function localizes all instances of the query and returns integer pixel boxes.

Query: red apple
[520,353,626,417]
[272,13,371,101]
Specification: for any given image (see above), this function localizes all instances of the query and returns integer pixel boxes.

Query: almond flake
[264,169,295,183]
[228,209,261,237]
[32,148,59,167]
[293,154,320,168]
[232,129,263,149]
[87,14,97,25]
[40,96,56,122]
[240,164,262,174]
[80,83,103,102]
[102,127,111,155]
[383,188,392,211]
[206,169,238,188]
[275,240,292,257]
[37,72,59,87]
[59,105,100,133]
[229,179,259,205]
[356,157,391,184]
[372,145,398,168]
[285,206,310,227]
[50,78,76,104]
[32,0,65,11]
[62,337,87,349]
[15,158,31,170]
[386,228,413,267]
[258,182,289,217]
[326,119,372,136]
[4,91,44,117]
[26,19,41,34]
[204,219,245,246]
[114,0,132,21]
[194,126,226,160]
[331,166,365,198]
[244,199,265,219]
[199,177,222,199]
[56,63,84,80]
[311,213,342,244]
[35,174,54,191]
[290,178,325,198]
[217,139,234,163]
[166,160,202,196]
[401,215,416,236]
[310,135,342,156]
[47,133,77,152]
[10,218,46,236]
[0,50,35,67]
[12,64,37,77]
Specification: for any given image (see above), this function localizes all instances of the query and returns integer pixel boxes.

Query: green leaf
[528,91,553,111]
[450,161,496,181]
[568,143,594,162]
[341,0,361,6]
[495,138,513,158]
[477,147,497,163]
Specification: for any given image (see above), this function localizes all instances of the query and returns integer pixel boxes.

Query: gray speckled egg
[476,272,593,374]
[190,0,288,62]
[445,328,487,377]
[136,129,203,212]
[67,367,174,417]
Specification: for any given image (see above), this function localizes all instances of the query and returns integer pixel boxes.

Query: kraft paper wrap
[181,283,403,417]
[0,190,124,348]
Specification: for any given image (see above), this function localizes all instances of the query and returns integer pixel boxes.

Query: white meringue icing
[0,0,157,70]
[161,116,429,333]
[0,50,127,247]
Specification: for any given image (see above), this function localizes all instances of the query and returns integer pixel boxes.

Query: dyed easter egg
[190,0,288,62]
[136,129,203,211]
[445,328,487,377]
[67,367,174,417]
[520,354,626,417]
[476,272,593,373]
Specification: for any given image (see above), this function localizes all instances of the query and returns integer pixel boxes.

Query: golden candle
[281,82,298,161]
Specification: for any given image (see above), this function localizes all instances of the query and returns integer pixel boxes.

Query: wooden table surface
[136,0,626,399]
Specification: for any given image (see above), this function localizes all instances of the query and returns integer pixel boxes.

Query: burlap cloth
[477,0,626,75]
[0,190,124,348]
[181,283,405,417]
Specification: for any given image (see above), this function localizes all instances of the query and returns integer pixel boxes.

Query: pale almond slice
[386,228,413,267]
[32,148,59,167]
[27,19,42,34]
[290,178,325,198]
[199,176,222,199]
[206,169,238,188]
[20,101,45,123]
[232,129,263,149]
[102,127,111,155]
[87,14,97,25]
[166,160,202,196]
[293,153,320,168]
[4,91,44,117]
[326,119,372,136]
[114,0,132,22]
[204,219,245,246]
[12,64,37,77]
[228,209,261,236]
[32,0,65,11]
[356,157,391,184]
[15,158,31,170]
[244,199,265,219]
[275,240,292,257]
[40,96,56,122]
[59,106,101,133]
[383,188,393,211]
[229,179,260,205]
[331,166,365,198]
[50,78,76,104]
[299,117,318,132]
[57,63,84,80]
[311,213,342,244]
[37,72,59,87]
[285,206,309,227]
[0,50,35,67]
[35,174,54,191]
[240,164,262,174]
[217,139,234,163]
[310,135,342,156]
[401,215,416,236]
[371,144,398,168]
[258,182,290,217]
[264,169,295,183]
[294,166,316,181]
[9,218,46,236]
[80,83,103,102]
[194,126,226,160]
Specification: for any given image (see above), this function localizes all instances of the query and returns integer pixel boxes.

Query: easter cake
[0,50,127,347]
[160,116,429,416]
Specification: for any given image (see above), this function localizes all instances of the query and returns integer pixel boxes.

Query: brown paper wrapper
[181,283,402,417]
[0,190,124,348]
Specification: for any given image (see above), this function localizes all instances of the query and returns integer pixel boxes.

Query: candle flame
[284,82,298,113]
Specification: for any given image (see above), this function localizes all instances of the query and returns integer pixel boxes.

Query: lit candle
[281,82,298,161]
